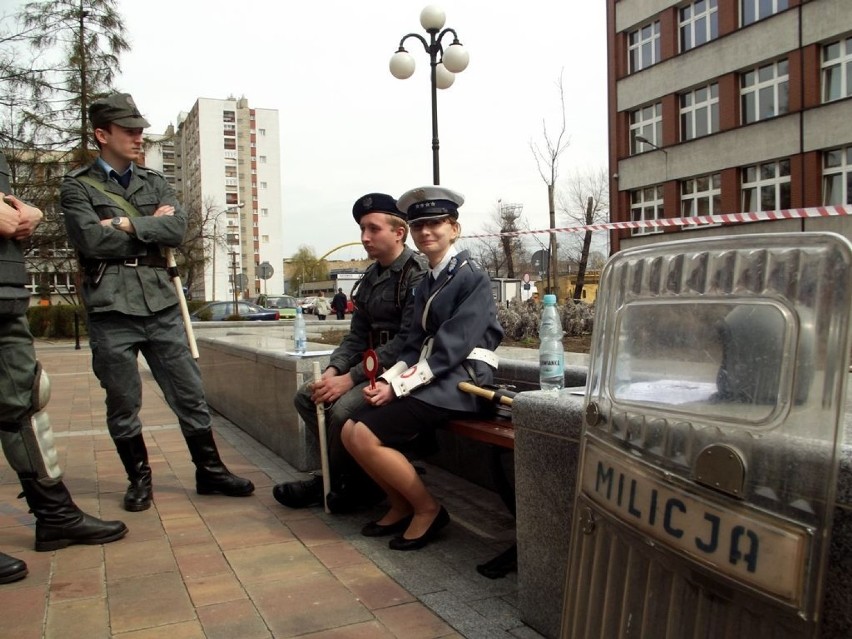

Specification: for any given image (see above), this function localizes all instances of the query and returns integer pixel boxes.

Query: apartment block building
[608,0,852,253]
[165,97,284,301]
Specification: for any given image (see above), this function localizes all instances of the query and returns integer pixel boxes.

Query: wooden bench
[445,415,515,449]
[442,412,517,579]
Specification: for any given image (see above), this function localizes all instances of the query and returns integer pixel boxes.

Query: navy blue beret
[352,193,405,223]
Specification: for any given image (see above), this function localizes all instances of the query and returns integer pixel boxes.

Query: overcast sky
[23,0,611,260]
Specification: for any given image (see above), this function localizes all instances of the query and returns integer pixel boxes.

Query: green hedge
[26,304,87,338]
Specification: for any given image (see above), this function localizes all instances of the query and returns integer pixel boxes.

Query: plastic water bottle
[294,307,307,354]
[539,294,564,391]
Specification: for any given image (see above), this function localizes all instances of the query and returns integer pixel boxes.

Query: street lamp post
[211,203,243,301]
[389,5,469,185]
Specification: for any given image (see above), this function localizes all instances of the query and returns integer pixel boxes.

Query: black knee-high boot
[185,431,254,496]
[114,434,153,511]
[18,478,128,552]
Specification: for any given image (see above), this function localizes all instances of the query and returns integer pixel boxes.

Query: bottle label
[540,353,564,376]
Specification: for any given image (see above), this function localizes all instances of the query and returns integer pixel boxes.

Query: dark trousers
[293,379,369,486]
[87,305,211,439]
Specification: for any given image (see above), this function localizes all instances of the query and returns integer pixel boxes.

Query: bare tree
[558,168,610,300]
[464,200,527,277]
[530,72,570,298]
[0,0,129,305]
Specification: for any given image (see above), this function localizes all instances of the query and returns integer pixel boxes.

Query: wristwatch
[111,217,123,229]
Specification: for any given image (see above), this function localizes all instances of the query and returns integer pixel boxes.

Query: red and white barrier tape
[463,204,852,239]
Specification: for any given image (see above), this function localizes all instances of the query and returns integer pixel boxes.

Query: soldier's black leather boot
[185,431,255,496]
[18,478,128,552]
[0,551,27,584]
[272,476,323,508]
[114,434,153,511]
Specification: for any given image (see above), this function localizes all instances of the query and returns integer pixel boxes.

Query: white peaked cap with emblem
[397,186,465,223]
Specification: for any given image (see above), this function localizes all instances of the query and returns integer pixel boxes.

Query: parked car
[254,294,298,319]
[190,301,280,322]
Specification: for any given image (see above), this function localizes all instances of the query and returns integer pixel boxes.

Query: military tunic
[382,249,504,413]
[60,161,212,440]
[327,246,427,384]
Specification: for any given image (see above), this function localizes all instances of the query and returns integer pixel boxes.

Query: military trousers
[293,378,369,481]
[87,305,211,440]
[0,316,36,423]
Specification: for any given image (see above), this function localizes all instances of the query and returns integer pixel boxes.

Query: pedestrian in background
[60,93,254,513]
[332,287,347,320]
[0,151,126,584]
[314,291,331,320]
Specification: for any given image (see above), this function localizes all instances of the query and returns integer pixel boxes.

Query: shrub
[26,305,87,338]
[496,298,595,342]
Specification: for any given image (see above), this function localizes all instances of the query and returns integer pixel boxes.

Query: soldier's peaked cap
[89,93,151,129]
[352,193,405,223]
[397,186,464,223]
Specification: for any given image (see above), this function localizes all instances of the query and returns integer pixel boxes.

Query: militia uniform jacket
[60,161,186,316]
[382,249,504,413]
[327,246,427,385]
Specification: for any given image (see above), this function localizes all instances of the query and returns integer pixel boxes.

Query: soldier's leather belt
[370,329,396,346]
[85,256,168,269]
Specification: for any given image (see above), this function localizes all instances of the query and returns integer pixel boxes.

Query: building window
[741,159,791,211]
[627,21,661,73]
[261,235,269,243]
[631,186,665,235]
[260,181,267,189]
[680,0,718,52]
[681,173,721,218]
[823,146,852,205]
[741,59,788,124]
[261,208,269,217]
[223,110,235,123]
[224,138,236,150]
[822,37,852,103]
[680,83,719,140]
[259,128,266,136]
[259,155,267,164]
[629,103,663,154]
[741,0,788,27]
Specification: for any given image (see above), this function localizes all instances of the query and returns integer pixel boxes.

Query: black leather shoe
[272,476,323,508]
[389,506,450,551]
[361,514,413,537]
[0,551,27,584]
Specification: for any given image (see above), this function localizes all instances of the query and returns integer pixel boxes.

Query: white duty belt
[419,337,498,370]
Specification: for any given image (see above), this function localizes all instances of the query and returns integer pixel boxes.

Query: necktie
[111,170,131,189]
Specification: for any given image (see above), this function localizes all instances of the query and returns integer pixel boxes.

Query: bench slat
[445,418,514,450]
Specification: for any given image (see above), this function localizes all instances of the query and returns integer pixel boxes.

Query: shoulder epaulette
[138,165,164,178]
[65,166,89,178]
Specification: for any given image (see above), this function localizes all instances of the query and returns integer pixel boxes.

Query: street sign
[531,249,548,274]
[257,261,274,280]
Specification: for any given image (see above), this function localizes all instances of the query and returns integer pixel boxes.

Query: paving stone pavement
[0,341,546,639]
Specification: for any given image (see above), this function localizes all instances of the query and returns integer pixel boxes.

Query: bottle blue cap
[543,294,557,305]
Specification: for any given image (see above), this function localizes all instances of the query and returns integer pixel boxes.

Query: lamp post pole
[230,251,239,314]
[389,5,470,185]
[211,203,243,301]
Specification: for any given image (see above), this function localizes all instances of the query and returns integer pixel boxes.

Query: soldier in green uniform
[60,93,254,513]
[272,193,428,511]
[0,151,127,584]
